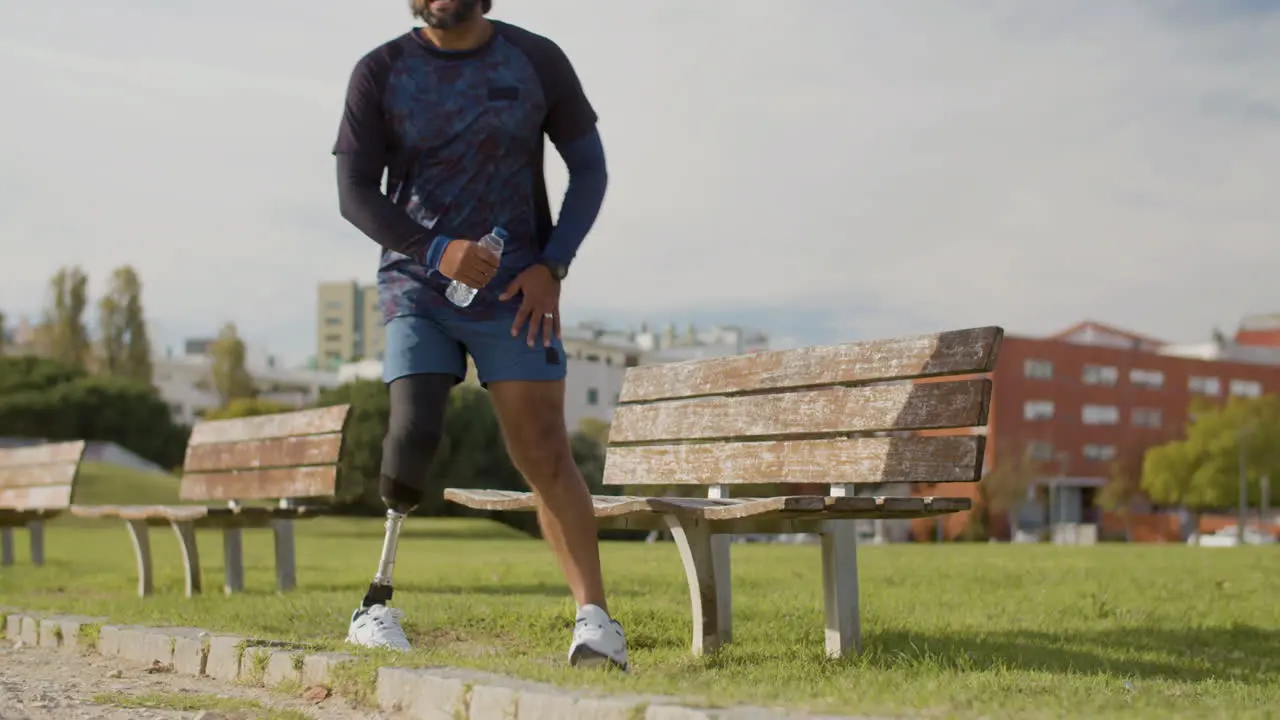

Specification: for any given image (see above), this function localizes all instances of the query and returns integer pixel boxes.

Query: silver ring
[543,312,555,319]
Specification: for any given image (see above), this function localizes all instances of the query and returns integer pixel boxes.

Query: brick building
[915,320,1280,542]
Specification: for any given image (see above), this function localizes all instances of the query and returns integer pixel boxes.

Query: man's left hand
[500,264,561,347]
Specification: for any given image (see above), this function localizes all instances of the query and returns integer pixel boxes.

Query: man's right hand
[437,239,499,288]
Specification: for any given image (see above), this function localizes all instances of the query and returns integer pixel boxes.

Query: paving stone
[38,617,62,648]
[376,667,467,719]
[647,707,727,720]
[263,650,302,687]
[56,616,106,652]
[96,625,126,656]
[468,683,518,720]
[173,632,210,676]
[19,615,40,645]
[115,627,155,663]
[3,612,21,641]
[300,652,352,687]
[204,634,248,682]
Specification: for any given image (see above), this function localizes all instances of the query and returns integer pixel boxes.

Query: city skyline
[2,1,1279,366]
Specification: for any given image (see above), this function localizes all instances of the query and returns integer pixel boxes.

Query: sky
[1,0,1278,364]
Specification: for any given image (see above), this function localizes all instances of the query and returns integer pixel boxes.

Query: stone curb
[0,608,875,720]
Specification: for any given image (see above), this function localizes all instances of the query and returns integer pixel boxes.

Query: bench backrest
[0,440,88,511]
[602,327,1002,489]
[179,405,351,503]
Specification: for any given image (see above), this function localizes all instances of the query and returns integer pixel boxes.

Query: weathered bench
[71,405,351,598]
[446,326,1002,658]
[0,440,88,566]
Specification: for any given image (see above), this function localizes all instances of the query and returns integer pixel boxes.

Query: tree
[208,322,255,405]
[1142,396,1280,542]
[98,266,153,384]
[577,417,611,446]
[1096,447,1147,542]
[42,267,91,369]
[0,309,7,354]
[0,356,189,469]
[203,398,294,420]
[980,444,1043,539]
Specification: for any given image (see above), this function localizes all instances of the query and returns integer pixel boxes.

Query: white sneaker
[346,604,411,651]
[568,604,628,671]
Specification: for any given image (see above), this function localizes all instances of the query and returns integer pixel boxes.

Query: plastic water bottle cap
[490,227,510,242]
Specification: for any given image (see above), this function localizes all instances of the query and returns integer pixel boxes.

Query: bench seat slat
[187,405,349,445]
[182,433,344,473]
[0,485,72,510]
[619,326,1002,403]
[610,379,989,444]
[0,441,87,468]
[602,435,984,487]
[443,489,970,521]
[68,504,320,524]
[178,466,338,502]
[0,463,79,489]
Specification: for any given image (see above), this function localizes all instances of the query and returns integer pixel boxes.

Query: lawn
[1,514,1277,719]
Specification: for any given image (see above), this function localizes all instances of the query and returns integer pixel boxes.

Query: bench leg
[664,515,731,656]
[28,521,45,566]
[820,519,862,658]
[125,520,154,598]
[169,521,202,598]
[272,519,297,592]
[222,528,244,595]
[1,527,13,567]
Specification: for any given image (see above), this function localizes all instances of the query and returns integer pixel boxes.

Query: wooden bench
[70,405,351,598]
[446,326,1002,658]
[0,440,88,566]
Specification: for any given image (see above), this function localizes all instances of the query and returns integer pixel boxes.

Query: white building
[153,345,342,425]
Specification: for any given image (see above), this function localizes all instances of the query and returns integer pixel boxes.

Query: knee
[507,423,574,488]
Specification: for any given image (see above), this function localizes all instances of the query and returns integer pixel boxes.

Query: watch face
[545,263,568,280]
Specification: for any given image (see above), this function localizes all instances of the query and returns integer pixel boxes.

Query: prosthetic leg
[362,508,407,608]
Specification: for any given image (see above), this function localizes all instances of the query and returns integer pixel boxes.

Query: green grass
[2,516,1278,719]
[69,462,182,505]
[91,691,311,719]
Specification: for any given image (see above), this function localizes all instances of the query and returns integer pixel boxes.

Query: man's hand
[437,239,499,288]
[500,264,561,347]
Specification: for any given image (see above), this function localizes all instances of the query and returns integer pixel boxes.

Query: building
[316,281,383,370]
[1234,313,1280,349]
[918,320,1280,542]
[154,344,341,425]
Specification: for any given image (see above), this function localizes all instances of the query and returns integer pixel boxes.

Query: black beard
[421,0,482,29]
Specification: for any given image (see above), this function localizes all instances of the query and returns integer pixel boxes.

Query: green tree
[43,267,91,369]
[1096,447,1147,542]
[0,356,189,468]
[577,417,611,446]
[208,322,255,405]
[1142,396,1280,542]
[0,309,7,354]
[203,397,294,420]
[97,266,153,384]
[316,379,390,510]
[980,444,1043,539]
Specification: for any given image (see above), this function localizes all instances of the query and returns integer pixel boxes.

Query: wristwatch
[538,260,569,281]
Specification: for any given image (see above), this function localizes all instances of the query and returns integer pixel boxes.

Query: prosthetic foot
[346,509,411,651]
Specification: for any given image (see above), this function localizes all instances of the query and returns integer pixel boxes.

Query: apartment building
[316,281,383,370]
[918,320,1280,542]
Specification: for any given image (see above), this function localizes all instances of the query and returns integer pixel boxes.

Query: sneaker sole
[569,644,628,672]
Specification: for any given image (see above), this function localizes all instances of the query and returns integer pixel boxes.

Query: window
[1027,441,1055,461]
[1024,359,1053,380]
[587,388,599,406]
[1189,376,1221,396]
[324,316,343,326]
[1132,408,1163,428]
[1083,444,1117,462]
[1230,379,1263,398]
[325,300,343,310]
[1082,364,1119,386]
[1082,404,1120,425]
[1130,369,1164,389]
[324,333,341,344]
[1024,400,1055,421]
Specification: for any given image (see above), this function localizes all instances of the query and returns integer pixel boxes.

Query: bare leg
[488,379,607,611]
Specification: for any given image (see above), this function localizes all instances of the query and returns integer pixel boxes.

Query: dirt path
[0,639,388,720]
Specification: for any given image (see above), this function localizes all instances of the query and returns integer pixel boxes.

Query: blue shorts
[382,308,567,386]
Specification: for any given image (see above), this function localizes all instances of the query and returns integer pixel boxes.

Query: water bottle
[446,227,508,308]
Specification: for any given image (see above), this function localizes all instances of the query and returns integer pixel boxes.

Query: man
[332,0,626,670]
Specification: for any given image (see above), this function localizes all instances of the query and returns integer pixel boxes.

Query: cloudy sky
[2,1,1278,364]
